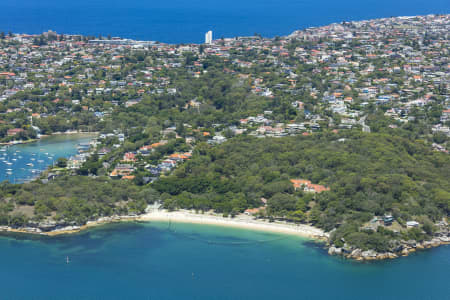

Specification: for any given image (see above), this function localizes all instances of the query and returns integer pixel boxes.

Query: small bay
[0,222,448,299]
[0,134,95,183]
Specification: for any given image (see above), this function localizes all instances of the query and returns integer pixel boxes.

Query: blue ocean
[1,1,450,299]
[0,222,449,299]
[0,0,449,43]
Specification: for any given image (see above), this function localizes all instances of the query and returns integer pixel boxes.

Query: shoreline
[50,131,99,136]
[1,209,448,261]
[139,209,328,240]
[0,209,328,241]
[0,139,39,146]
[0,131,98,146]
[6,15,444,45]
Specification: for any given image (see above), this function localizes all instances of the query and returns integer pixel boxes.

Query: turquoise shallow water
[0,222,448,299]
[0,134,94,183]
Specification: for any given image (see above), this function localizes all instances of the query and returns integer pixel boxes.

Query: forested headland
[152,132,449,251]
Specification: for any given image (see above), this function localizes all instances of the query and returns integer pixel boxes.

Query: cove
[0,133,95,183]
[0,221,448,299]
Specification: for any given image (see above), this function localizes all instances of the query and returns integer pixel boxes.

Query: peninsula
[0,15,449,261]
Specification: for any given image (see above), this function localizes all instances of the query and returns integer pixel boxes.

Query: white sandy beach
[1,207,328,240]
[138,209,328,240]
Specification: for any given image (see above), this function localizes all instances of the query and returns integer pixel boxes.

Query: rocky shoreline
[1,211,448,262]
[0,215,142,236]
[327,227,450,261]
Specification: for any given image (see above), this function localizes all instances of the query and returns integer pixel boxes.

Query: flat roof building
[205,31,212,45]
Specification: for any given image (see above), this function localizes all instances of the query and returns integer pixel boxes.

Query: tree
[176,122,185,137]
[268,193,297,214]
[9,213,27,228]
[432,132,448,144]
[422,220,435,235]
[287,210,306,222]
[56,158,68,168]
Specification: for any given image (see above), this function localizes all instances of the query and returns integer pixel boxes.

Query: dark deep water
[1,1,450,298]
[0,0,449,43]
[0,222,449,299]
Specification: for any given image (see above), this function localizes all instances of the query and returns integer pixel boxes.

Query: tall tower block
[205,31,212,45]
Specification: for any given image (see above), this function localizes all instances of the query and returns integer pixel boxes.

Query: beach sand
[138,209,328,240]
[1,209,328,241]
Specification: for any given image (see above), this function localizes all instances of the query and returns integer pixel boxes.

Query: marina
[0,134,95,184]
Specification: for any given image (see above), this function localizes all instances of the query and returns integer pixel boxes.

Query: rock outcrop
[326,224,449,261]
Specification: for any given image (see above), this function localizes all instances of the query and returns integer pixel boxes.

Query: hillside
[153,131,450,251]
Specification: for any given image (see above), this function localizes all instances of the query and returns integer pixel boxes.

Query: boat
[66,256,70,264]
[26,163,34,167]
[5,162,12,165]
[6,172,12,175]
